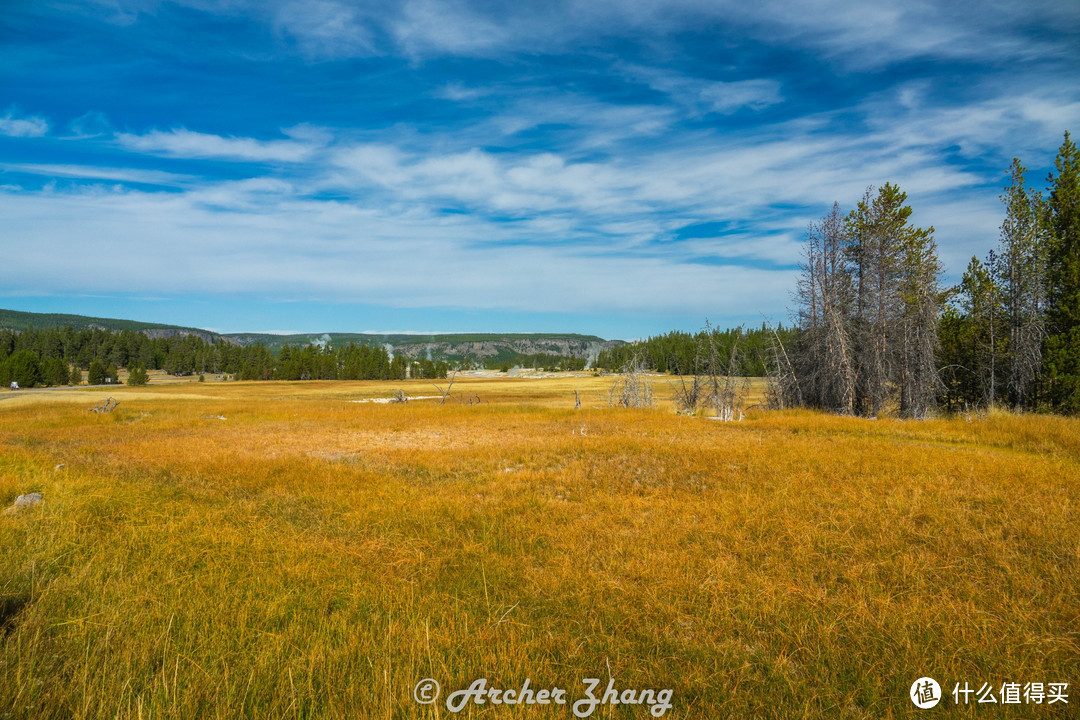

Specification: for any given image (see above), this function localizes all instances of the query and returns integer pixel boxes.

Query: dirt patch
[0,594,30,636]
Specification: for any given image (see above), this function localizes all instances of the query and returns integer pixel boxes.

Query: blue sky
[2,0,1078,339]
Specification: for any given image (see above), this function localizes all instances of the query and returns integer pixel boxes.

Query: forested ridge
[0,327,448,387]
[0,325,600,387]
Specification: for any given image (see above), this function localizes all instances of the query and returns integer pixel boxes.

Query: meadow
[0,375,1077,719]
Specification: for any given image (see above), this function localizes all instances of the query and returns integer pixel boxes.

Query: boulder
[3,493,43,515]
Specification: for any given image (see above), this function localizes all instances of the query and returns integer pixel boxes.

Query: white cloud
[281,123,334,144]
[57,0,1080,72]
[868,83,1080,162]
[186,177,295,210]
[434,83,491,102]
[0,109,49,138]
[0,178,797,318]
[1,163,192,186]
[699,80,783,114]
[623,65,783,115]
[391,0,509,56]
[272,0,379,57]
[767,0,1078,67]
[320,111,987,254]
[66,111,112,139]
[485,94,676,147]
[596,0,1080,68]
[115,128,318,162]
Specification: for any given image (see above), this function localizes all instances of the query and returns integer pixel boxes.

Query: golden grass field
[1,375,1077,719]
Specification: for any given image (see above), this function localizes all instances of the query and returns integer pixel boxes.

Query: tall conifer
[1042,132,1080,412]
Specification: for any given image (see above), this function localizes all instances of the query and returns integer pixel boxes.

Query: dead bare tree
[846,185,900,417]
[89,397,119,413]
[795,203,856,413]
[430,369,458,404]
[896,203,944,418]
[765,324,801,410]
[609,355,653,408]
[702,324,748,421]
[671,372,701,415]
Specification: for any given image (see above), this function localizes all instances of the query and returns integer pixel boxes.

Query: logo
[414,679,440,705]
[911,677,941,709]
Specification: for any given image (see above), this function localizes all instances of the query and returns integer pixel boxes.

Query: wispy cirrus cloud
[271,0,382,57]
[38,0,1080,71]
[251,0,1080,68]
[699,80,783,114]
[115,127,320,162]
[321,114,987,240]
[66,111,112,139]
[738,0,1080,67]
[621,65,784,115]
[1,163,192,186]
[864,81,1080,162]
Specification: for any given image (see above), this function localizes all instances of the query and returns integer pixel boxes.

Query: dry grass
[0,378,1077,719]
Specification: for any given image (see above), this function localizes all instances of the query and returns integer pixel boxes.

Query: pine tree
[127,365,149,386]
[937,303,977,410]
[996,158,1047,410]
[958,255,1003,407]
[88,359,107,385]
[7,350,41,388]
[41,356,70,386]
[1042,132,1080,412]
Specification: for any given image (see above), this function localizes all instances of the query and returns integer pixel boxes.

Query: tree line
[594,324,794,377]
[939,134,1080,413]
[0,327,452,388]
[788,131,1079,416]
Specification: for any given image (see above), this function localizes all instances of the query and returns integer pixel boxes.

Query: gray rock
[3,494,43,515]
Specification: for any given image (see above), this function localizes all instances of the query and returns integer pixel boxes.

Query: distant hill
[0,309,622,364]
[0,308,219,341]
[223,332,620,364]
